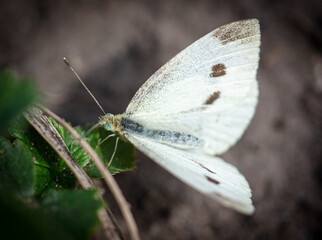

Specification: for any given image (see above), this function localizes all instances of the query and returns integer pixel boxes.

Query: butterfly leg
[99,133,116,145]
[93,133,116,151]
[107,136,119,167]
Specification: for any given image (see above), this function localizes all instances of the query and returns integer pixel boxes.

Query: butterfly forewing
[125,19,260,155]
[126,19,260,117]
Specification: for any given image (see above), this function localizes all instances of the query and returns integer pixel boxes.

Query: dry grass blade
[24,107,122,240]
[38,106,140,240]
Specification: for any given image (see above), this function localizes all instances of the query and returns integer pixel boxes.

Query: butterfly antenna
[63,57,106,115]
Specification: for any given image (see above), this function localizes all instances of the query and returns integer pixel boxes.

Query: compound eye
[104,123,112,131]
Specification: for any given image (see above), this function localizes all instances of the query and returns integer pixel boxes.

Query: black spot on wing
[212,19,257,45]
[206,176,220,185]
[210,64,226,77]
[198,163,216,174]
[204,91,221,105]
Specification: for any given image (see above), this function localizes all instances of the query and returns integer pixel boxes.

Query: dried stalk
[38,106,140,240]
[24,107,122,240]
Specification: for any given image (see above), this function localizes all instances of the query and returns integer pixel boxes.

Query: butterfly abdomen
[121,117,205,148]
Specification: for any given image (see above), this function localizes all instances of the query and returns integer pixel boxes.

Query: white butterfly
[100,19,260,214]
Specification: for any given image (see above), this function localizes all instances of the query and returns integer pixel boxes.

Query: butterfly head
[99,113,121,133]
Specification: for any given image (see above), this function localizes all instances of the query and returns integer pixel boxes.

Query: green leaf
[42,190,103,240]
[43,169,77,192]
[84,127,136,177]
[0,71,39,134]
[9,118,75,194]
[0,72,111,239]
[9,114,136,193]
[0,134,102,239]
[33,165,77,196]
[0,189,73,240]
[49,118,91,168]
[9,117,63,171]
[0,137,35,198]
[35,117,136,177]
[34,165,54,195]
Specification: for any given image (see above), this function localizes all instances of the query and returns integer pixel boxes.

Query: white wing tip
[210,192,255,215]
[212,18,260,46]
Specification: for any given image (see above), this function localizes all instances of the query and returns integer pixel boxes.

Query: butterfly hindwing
[125,133,254,215]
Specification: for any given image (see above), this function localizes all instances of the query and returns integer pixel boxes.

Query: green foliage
[0,70,136,239]
[0,189,73,240]
[0,71,38,134]
[42,190,103,240]
[9,117,136,194]
[0,137,34,198]
[85,127,136,176]
[9,117,78,194]
[0,133,103,240]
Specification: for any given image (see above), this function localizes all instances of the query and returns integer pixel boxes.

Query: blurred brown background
[1,0,322,239]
